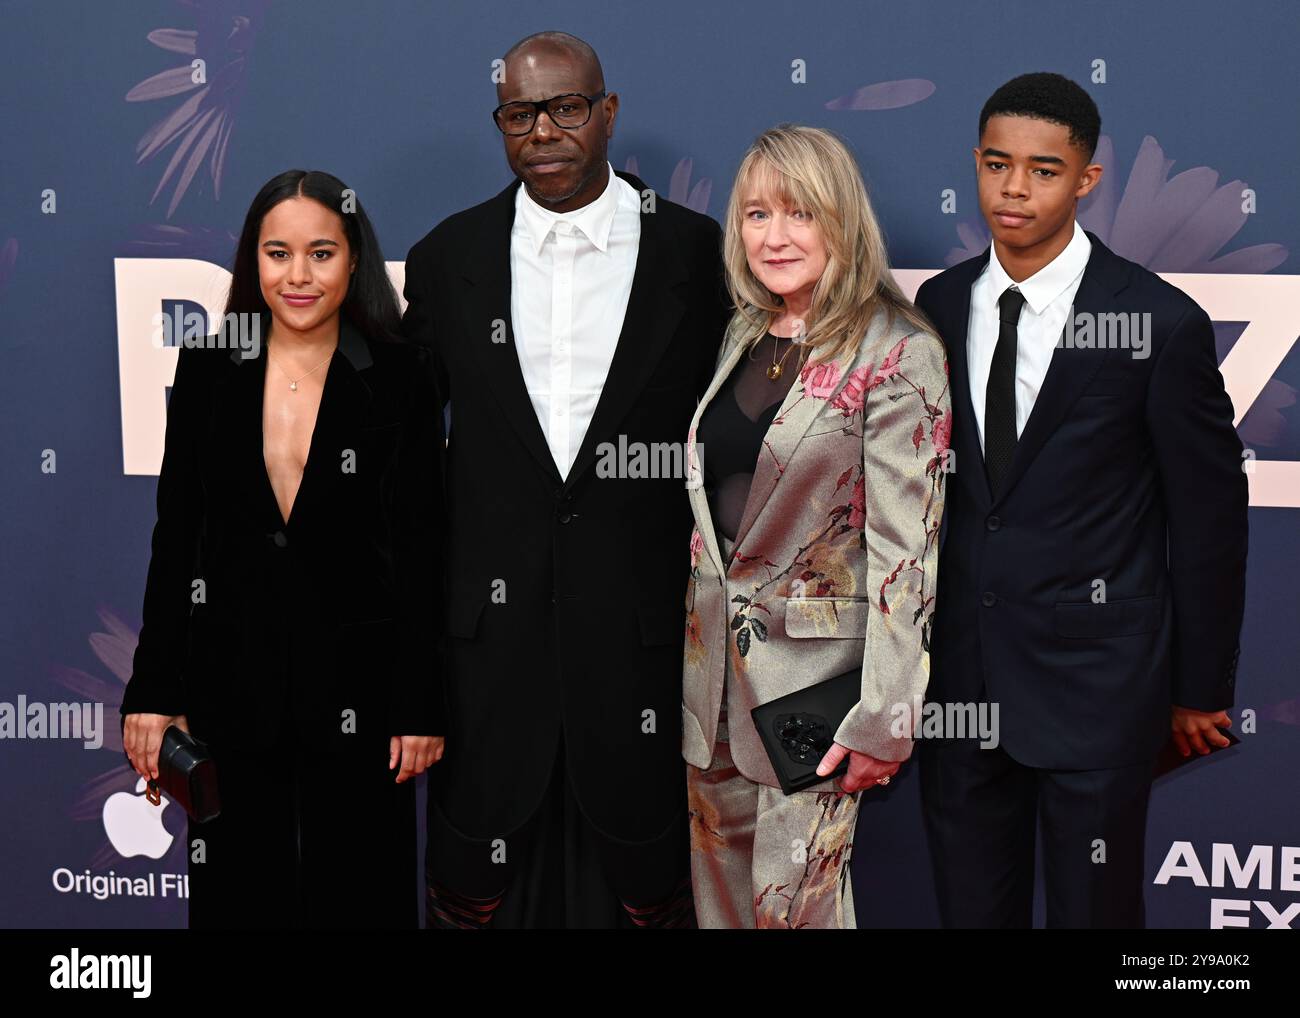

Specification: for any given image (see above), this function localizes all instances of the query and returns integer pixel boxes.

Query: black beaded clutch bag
[751,668,861,795]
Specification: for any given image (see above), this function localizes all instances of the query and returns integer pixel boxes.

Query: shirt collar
[987,219,1091,315]
[515,161,622,255]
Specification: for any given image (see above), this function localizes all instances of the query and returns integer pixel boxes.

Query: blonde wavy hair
[723,124,932,363]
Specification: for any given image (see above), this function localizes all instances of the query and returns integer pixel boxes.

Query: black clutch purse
[751,668,862,795]
[144,724,221,822]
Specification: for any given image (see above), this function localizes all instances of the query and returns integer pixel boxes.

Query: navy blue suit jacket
[915,231,1247,770]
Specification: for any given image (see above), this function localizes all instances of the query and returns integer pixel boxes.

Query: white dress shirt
[510,162,641,479]
[967,219,1092,451]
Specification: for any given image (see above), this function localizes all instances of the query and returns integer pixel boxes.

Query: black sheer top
[697,333,805,543]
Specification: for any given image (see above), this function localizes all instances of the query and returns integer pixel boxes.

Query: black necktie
[984,286,1025,495]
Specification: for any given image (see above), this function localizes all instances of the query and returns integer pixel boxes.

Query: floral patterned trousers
[686,542,862,929]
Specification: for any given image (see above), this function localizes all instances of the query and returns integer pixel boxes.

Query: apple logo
[103,777,175,860]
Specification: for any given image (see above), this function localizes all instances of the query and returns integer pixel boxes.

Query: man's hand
[1171,706,1232,757]
[816,742,901,793]
[123,713,189,781]
[389,735,445,783]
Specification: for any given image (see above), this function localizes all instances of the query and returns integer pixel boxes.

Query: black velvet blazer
[120,315,447,752]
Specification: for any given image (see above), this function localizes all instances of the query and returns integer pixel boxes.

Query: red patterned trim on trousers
[621,875,697,929]
[427,881,505,929]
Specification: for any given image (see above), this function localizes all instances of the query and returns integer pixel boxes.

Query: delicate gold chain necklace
[269,347,334,392]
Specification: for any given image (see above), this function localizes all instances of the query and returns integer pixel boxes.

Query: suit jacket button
[271,530,288,548]
[981,591,997,607]
[986,515,1001,531]
[557,512,572,524]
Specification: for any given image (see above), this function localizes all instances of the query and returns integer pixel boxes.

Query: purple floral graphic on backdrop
[945,136,1288,272]
[53,608,185,871]
[623,156,712,214]
[630,80,937,215]
[826,78,936,111]
[946,135,1295,449]
[125,2,268,218]
[118,223,239,265]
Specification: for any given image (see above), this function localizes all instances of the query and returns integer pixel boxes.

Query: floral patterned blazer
[682,306,951,789]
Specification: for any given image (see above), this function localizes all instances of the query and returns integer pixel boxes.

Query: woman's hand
[816,742,901,793]
[123,712,189,782]
[389,735,445,783]
[1171,706,1232,757]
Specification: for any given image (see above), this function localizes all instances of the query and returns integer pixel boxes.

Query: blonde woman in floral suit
[682,125,950,928]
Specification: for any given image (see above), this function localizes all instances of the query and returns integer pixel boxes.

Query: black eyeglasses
[492,91,607,136]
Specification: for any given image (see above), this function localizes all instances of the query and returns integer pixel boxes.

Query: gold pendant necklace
[767,333,797,381]
[270,348,334,392]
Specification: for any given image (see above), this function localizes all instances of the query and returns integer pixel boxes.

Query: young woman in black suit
[120,170,446,928]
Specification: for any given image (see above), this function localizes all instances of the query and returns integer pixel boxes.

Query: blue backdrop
[2,0,1297,928]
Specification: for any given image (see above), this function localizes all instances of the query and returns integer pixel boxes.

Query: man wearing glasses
[402,31,729,928]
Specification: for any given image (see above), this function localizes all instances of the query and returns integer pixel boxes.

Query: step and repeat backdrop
[1,0,1296,928]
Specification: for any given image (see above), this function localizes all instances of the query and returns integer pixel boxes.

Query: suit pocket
[785,596,870,639]
[355,421,400,445]
[1053,595,1162,638]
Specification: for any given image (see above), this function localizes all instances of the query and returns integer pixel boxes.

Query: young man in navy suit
[914,73,1248,928]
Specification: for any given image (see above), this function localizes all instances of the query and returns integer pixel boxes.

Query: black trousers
[187,733,418,930]
[919,738,1155,928]
[425,735,694,928]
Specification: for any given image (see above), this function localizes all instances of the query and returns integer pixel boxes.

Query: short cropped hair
[979,72,1101,158]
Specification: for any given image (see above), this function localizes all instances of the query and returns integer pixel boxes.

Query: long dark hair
[224,169,403,342]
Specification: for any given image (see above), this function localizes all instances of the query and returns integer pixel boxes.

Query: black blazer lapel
[457,169,688,492]
[993,233,1130,503]
[937,252,994,508]
[210,333,283,532]
[459,178,564,489]
[563,171,688,491]
[210,314,376,531]
[289,317,375,526]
